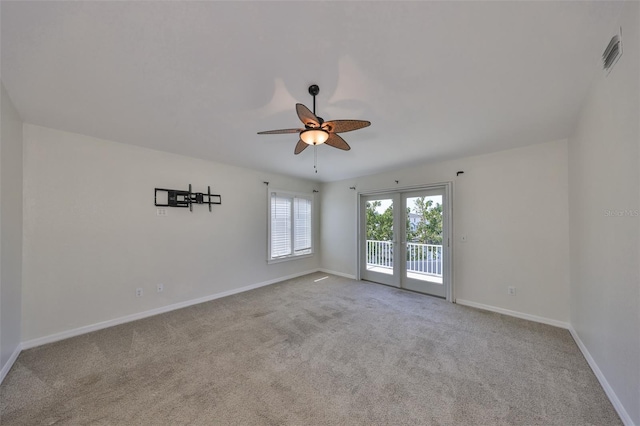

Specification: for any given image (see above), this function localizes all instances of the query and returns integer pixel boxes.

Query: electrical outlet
[508,286,516,296]
[157,283,164,293]
[156,208,168,216]
[136,288,143,297]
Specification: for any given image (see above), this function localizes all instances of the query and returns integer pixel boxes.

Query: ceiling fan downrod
[308,84,320,116]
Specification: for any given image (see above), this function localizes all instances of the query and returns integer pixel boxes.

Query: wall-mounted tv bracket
[154,185,221,212]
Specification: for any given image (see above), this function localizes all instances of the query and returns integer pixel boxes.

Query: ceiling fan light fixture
[300,128,329,145]
[258,84,370,158]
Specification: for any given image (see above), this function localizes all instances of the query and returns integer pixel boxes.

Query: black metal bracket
[154,184,221,213]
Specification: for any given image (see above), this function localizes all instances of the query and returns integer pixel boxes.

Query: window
[269,190,313,262]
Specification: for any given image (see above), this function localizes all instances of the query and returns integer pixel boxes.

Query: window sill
[267,253,314,265]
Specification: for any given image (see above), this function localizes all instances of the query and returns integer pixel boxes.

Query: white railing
[406,242,442,277]
[366,240,394,269]
[366,240,442,277]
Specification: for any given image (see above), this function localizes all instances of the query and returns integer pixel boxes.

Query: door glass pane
[365,198,394,275]
[405,195,443,284]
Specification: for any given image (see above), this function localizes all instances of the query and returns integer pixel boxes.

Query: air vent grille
[603,30,622,73]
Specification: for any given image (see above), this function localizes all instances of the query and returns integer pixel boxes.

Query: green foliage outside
[407,197,443,245]
[365,197,442,244]
[365,201,394,241]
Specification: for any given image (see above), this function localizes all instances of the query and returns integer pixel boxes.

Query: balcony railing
[366,240,394,269]
[407,242,442,276]
[366,240,443,277]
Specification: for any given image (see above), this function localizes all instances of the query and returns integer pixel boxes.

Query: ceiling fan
[257,84,371,155]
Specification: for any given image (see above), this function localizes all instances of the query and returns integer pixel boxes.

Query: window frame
[267,189,314,264]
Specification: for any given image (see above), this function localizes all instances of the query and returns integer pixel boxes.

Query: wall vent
[603,28,622,74]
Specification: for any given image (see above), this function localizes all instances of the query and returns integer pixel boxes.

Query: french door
[360,185,450,299]
[360,193,399,287]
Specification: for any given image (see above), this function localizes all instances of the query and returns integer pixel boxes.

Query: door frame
[356,182,453,302]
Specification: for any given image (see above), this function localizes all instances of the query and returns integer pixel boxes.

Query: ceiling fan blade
[322,120,371,133]
[296,103,319,127]
[294,140,309,155]
[325,133,351,151]
[257,128,302,135]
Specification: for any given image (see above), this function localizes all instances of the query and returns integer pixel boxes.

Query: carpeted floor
[1,273,620,425]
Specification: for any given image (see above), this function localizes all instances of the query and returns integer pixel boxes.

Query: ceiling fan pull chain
[314,145,318,173]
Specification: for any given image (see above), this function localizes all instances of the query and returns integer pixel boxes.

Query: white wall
[0,82,24,372]
[321,139,570,324]
[568,2,639,423]
[22,124,320,342]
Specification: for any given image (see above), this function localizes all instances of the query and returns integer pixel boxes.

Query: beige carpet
[1,273,620,425]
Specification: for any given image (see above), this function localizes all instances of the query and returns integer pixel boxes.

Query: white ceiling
[1,1,623,182]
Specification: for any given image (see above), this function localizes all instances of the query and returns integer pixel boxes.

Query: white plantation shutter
[294,197,312,253]
[269,191,313,261]
[270,194,292,258]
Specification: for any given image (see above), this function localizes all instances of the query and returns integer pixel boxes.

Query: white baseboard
[317,268,357,280]
[0,344,23,385]
[21,269,319,350]
[455,299,570,329]
[568,326,634,426]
